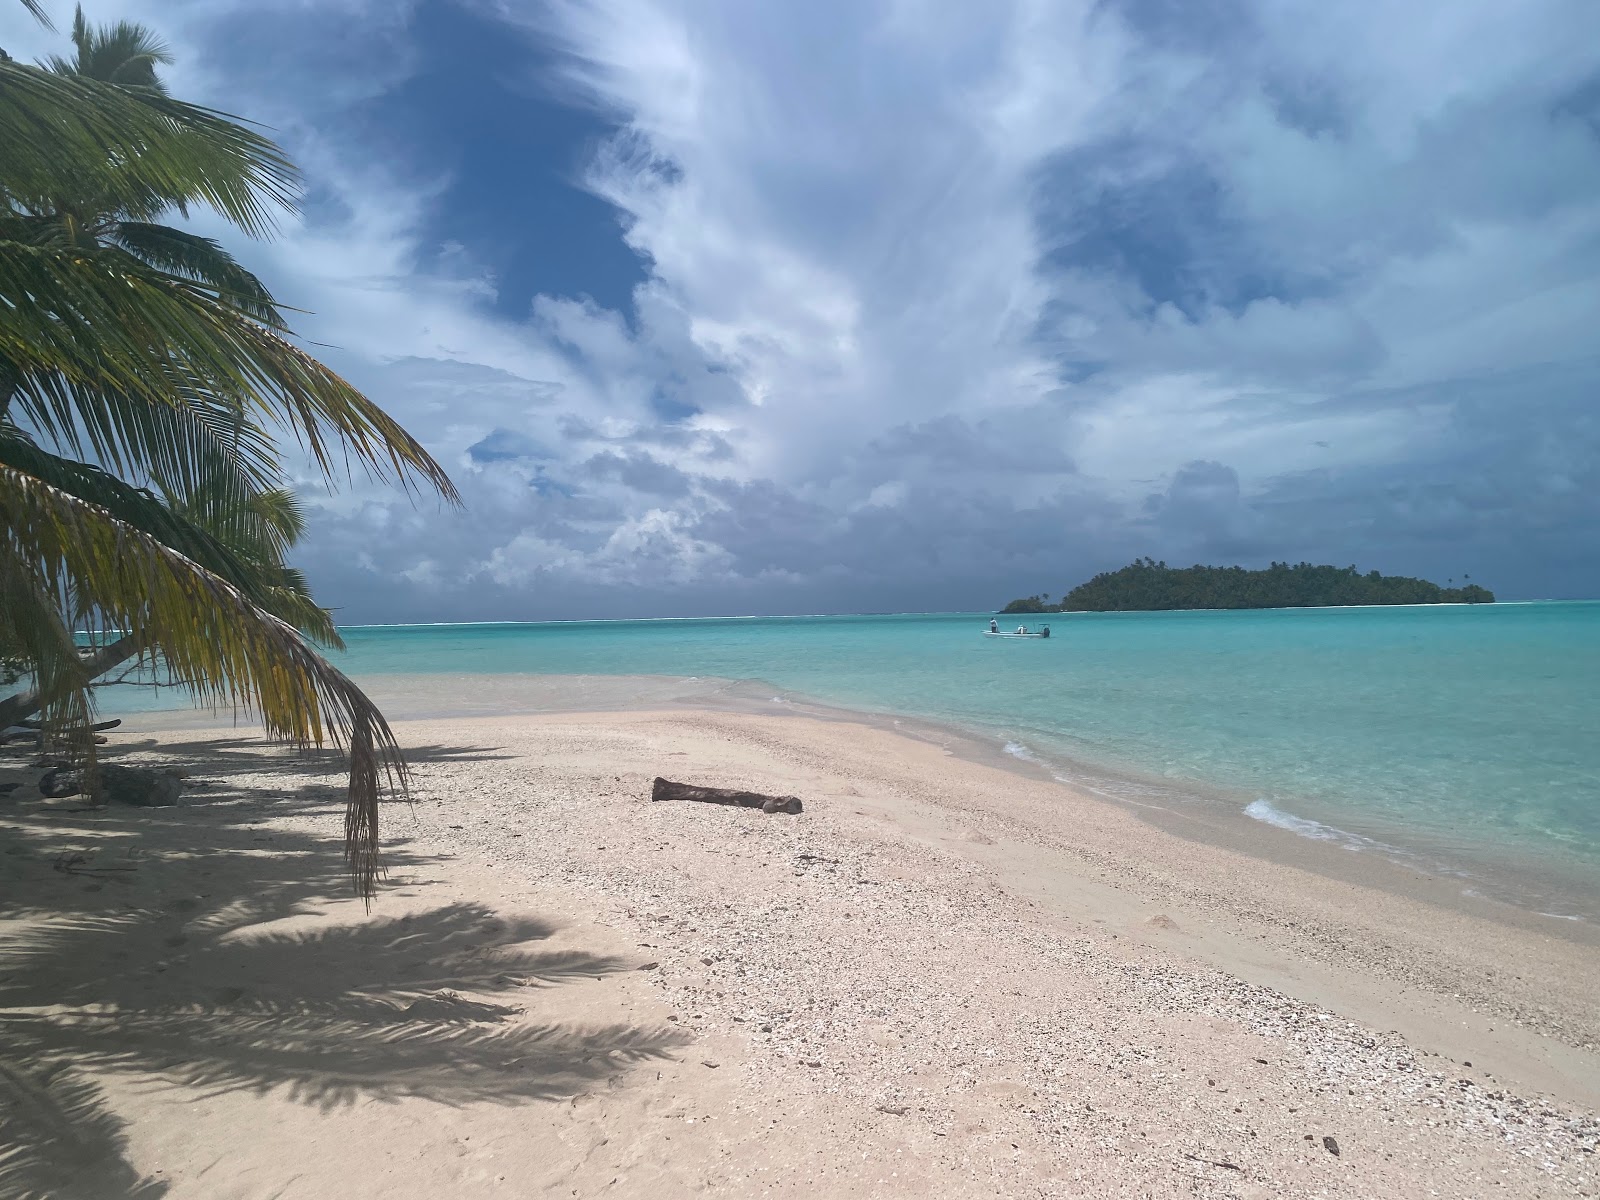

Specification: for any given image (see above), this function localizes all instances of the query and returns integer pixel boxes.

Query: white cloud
[15,0,1599,615]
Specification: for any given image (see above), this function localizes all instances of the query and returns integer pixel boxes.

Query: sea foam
[1244,798,1374,852]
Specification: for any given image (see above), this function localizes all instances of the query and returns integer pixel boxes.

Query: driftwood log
[1,717,122,747]
[17,718,122,732]
[39,763,182,807]
[651,777,802,815]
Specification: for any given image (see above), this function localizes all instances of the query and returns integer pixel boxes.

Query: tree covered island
[1002,560,1495,613]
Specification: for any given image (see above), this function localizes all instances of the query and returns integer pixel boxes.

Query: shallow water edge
[116,669,1600,935]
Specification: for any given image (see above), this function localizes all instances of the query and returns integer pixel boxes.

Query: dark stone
[1323,1135,1341,1156]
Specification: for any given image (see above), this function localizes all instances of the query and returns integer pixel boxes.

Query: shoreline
[6,704,1598,1196]
[115,669,1600,930]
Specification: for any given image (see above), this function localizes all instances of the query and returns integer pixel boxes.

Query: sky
[10,0,1600,619]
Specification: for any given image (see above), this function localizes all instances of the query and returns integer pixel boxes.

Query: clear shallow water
[120,603,1600,906]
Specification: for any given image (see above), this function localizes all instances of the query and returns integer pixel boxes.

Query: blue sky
[11,0,1600,618]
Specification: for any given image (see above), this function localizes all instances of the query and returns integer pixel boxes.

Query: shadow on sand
[0,735,684,1200]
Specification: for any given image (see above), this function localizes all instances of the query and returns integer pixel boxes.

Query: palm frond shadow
[0,1059,168,1200]
[93,735,518,806]
[0,762,685,1199]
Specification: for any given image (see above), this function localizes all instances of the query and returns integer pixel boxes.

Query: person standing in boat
[989,618,999,633]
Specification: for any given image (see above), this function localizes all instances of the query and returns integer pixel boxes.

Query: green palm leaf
[0,462,404,897]
[109,222,282,325]
[14,0,54,30]
[0,60,298,237]
[0,426,259,592]
[0,550,92,751]
[45,6,172,92]
[1,243,459,501]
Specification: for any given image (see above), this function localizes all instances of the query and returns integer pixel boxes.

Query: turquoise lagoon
[123,601,1600,912]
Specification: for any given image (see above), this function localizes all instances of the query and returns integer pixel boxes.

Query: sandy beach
[3,696,1598,1198]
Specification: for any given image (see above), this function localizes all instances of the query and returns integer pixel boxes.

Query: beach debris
[52,850,136,877]
[651,777,803,814]
[39,763,181,807]
[1322,1135,1341,1157]
[1,716,121,746]
[877,1103,909,1116]
[397,989,521,1023]
[1181,1152,1243,1172]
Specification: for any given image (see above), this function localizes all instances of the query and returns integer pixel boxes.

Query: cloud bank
[13,0,1600,617]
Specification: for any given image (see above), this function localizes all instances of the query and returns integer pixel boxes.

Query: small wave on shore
[1244,798,1386,853]
[1003,740,1045,766]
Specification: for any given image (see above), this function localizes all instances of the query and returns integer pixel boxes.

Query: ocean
[117,601,1600,916]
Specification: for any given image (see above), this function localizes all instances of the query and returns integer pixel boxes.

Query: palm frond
[0,547,93,752]
[165,484,341,646]
[0,428,260,591]
[15,0,54,30]
[0,59,297,237]
[262,571,344,649]
[0,463,405,896]
[110,221,282,325]
[0,244,459,502]
[247,486,308,548]
[46,5,173,92]
[15,375,284,510]
[204,485,304,566]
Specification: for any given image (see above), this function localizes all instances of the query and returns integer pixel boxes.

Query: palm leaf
[0,548,93,751]
[163,480,344,647]
[0,59,297,237]
[14,377,284,514]
[44,6,173,92]
[0,428,262,593]
[1,243,459,502]
[0,463,406,896]
[14,0,54,30]
[259,570,344,649]
[109,221,282,325]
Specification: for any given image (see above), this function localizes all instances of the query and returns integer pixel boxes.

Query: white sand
[2,705,1597,1198]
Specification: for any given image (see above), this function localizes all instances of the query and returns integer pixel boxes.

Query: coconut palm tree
[45,5,171,91]
[1,6,460,896]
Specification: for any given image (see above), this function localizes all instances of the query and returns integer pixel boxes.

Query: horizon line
[331,597,1595,630]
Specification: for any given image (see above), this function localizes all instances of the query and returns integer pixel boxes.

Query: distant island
[1001,559,1495,613]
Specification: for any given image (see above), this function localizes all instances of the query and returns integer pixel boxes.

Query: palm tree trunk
[0,633,142,728]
